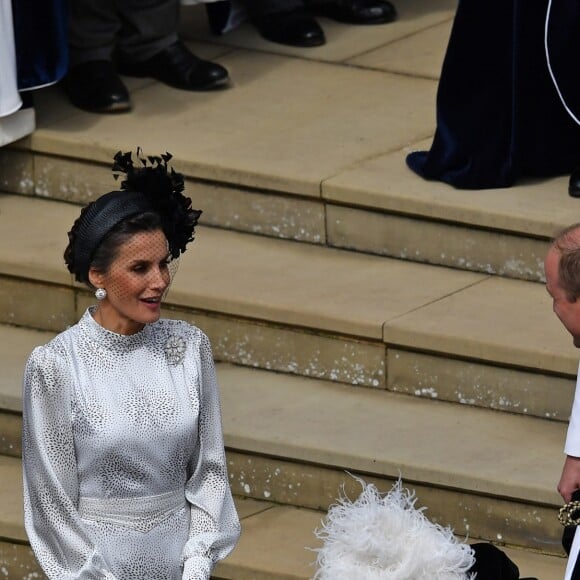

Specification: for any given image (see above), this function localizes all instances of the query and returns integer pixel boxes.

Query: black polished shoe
[118,41,229,90]
[63,61,131,113]
[569,165,580,197]
[308,0,396,24]
[254,9,326,47]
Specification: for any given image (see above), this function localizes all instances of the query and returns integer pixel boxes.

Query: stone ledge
[0,448,568,576]
[216,364,565,507]
[383,276,579,376]
[225,451,564,553]
[3,363,567,506]
[0,145,568,284]
[387,348,575,422]
[327,204,549,282]
[0,193,484,341]
[24,50,438,198]
[323,139,577,239]
[0,325,55,413]
[1,193,578,392]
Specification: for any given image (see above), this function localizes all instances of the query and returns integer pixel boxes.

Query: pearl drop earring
[95,288,107,301]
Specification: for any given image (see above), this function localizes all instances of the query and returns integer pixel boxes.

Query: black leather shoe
[308,0,396,24]
[570,165,580,197]
[64,61,131,113]
[254,9,326,47]
[118,41,229,90]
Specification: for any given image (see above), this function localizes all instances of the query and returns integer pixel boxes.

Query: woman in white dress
[22,151,241,580]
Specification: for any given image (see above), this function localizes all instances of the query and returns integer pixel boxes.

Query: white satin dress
[22,308,240,580]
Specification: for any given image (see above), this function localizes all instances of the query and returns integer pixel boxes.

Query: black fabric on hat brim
[73,190,153,283]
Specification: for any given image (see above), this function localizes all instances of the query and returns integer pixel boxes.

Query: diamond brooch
[165,335,186,366]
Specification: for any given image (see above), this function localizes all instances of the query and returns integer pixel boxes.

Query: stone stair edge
[0,150,558,286]
[3,261,578,382]
[0,191,479,344]
[320,138,575,240]
[0,450,568,579]
[2,142,571,242]
[1,192,578,379]
[0,312,574,445]
[202,501,571,580]
[218,364,566,505]
[206,500,570,580]
[13,138,323,199]
[0,360,568,506]
[0,324,55,413]
[217,364,565,506]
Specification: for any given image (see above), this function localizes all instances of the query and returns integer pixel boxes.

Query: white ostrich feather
[314,477,475,580]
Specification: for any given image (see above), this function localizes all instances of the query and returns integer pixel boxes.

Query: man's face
[545,247,580,347]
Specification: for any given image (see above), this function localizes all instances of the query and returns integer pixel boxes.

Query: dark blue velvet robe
[11,0,68,90]
[406,0,580,189]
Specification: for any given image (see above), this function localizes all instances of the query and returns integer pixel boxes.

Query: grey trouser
[68,0,179,66]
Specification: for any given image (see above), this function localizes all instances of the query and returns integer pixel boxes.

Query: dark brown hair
[64,211,162,288]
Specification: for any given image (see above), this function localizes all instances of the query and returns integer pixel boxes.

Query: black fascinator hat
[65,150,202,283]
[112,150,201,259]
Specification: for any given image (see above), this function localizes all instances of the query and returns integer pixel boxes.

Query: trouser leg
[68,0,120,65]
[243,0,303,17]
[116,0,179,62]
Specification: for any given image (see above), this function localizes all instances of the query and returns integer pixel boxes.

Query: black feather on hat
[112,149,201,260]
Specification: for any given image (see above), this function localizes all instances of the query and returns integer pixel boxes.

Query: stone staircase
[0,0,577,577]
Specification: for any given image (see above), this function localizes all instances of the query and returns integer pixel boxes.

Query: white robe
[563,363,580,580]
[0,0,35,146]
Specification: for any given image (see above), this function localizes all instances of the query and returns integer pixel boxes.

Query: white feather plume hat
[314,477,476,580]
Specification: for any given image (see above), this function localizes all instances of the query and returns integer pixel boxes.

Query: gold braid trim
[559,500,580,526]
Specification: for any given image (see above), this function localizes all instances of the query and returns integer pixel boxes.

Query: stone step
[0,453,568,578]
[219,500,569,580]
[0,323,56,457]
[219,365,567,553]
[2,3,576,575]
[0,324,54,457]
[1,3,577,284]
[1,358,572,553]
[0,193,578,421]
[3,138,573,285]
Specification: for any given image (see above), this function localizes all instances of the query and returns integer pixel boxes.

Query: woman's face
[89,229,171,334]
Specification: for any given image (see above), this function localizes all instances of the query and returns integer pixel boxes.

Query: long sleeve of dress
[181,332,241,580]
[22,345,117,580]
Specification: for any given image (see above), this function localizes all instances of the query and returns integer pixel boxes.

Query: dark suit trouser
[247,0,303,14]
[68,0,179,65]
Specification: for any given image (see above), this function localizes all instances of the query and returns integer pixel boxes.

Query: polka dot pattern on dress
[22,307,240,580]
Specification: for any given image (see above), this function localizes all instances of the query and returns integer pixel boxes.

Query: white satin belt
[79,489,186,533]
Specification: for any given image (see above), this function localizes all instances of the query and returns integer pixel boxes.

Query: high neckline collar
[79,307,152,351]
